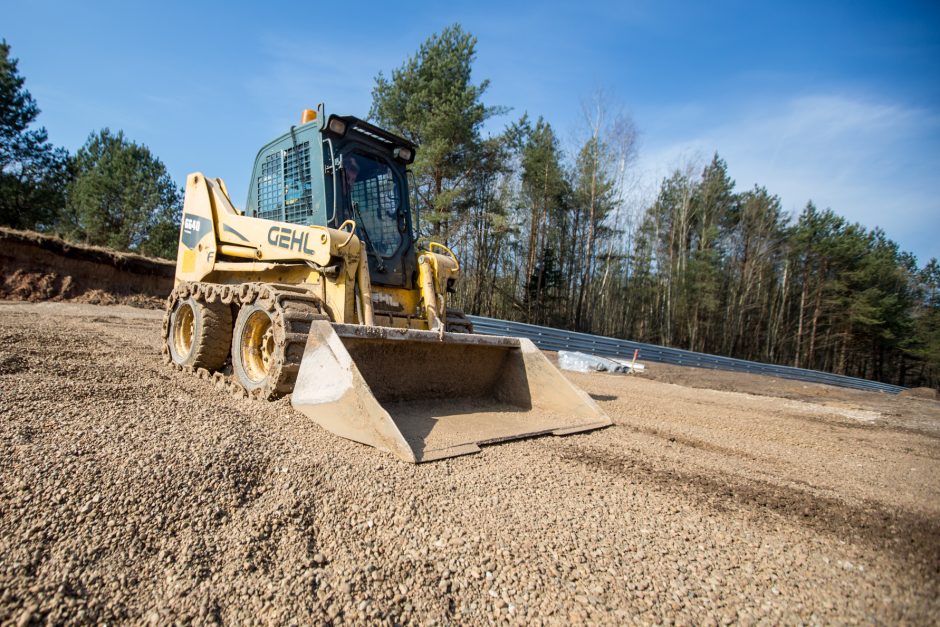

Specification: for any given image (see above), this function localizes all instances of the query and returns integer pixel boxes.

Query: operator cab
[244,108,418,288]
[325,115,417,288]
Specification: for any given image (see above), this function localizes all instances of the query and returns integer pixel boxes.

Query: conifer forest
[3,27,938,388]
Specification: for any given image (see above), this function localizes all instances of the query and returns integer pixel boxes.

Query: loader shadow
[590,393,618,402]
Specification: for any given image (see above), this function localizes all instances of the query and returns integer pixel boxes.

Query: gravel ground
[1,301,938,625]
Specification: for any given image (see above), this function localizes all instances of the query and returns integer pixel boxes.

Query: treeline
[370,25,939,388]
[4,29,938,387]
[0,40,180,258]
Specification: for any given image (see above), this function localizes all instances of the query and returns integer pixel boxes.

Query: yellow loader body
[163,108,610,462]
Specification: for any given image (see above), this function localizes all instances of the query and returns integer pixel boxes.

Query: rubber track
[192,298,232,370]
[445,309,474,334]
[162,282,326,401]
[162,288,233,370]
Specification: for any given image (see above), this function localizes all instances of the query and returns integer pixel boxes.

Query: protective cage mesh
[350,173,402,257]
[256,142,313,224]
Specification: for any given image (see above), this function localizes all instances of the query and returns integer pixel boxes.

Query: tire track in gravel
[556,440,940,580]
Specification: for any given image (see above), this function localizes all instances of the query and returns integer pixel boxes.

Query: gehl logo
[268,226,317,255]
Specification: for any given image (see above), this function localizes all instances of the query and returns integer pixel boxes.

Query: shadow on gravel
[560,444,940,579]
[589,393,618,402]
[620,424,763,463]
[0,354,29,374]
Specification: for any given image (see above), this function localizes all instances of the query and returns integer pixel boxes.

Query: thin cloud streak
[637,94,940,263]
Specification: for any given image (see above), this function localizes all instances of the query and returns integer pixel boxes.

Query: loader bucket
[290,320,611,462]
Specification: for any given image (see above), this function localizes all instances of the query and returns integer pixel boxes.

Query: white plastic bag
[558,351,633,373]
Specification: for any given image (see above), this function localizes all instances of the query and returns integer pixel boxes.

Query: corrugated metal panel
[466,316,907,395]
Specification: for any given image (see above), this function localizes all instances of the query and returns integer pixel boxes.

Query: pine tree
[0,40,70,230]
[570,95,637,332]
[369,24,504,242]
[722,185,787,358]
[63,129,181,258]
[518,117,568,324]
[909,259,940,387]
[685,154,735,350]
[457,133,514,316]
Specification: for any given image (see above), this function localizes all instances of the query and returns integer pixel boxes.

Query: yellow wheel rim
[172,303,195,359]
[240,310,275,382]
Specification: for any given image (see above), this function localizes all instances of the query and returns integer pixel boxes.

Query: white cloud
[638,94,940,262]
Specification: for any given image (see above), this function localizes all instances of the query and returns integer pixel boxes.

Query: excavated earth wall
[0,227,173,308]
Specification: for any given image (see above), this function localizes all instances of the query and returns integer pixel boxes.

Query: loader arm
[175,172,374,326]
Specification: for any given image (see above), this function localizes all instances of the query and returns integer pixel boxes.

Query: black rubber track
[165,292,232,371]
[445,309,474,334]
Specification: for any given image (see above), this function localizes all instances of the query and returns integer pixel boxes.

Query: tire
[228,285,323,400]
[231,303,286,398]
[167,295,233,370]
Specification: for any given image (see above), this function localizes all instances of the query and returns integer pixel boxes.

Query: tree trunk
[575,142,599,330]
[795,276,807,368]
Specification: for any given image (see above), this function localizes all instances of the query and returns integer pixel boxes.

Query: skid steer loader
[163,104,610,462]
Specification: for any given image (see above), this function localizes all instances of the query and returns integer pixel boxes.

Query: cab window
[343,152,404,258]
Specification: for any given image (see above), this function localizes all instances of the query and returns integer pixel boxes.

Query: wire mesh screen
[350,171,402,257]
[256,153,282,221]
[256,142,313,224]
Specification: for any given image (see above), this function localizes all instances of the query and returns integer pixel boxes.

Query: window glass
[344,152,403,257]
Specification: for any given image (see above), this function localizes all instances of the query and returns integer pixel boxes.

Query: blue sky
[4,0,939,263]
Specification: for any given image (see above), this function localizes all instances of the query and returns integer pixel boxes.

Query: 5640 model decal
[181,214,213,250]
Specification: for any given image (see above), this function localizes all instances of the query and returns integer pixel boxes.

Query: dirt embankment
[0,227,174,309]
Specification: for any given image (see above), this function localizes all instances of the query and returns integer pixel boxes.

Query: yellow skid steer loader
[163,105,610,462]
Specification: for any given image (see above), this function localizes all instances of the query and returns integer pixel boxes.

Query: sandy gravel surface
[1,300,938,625]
